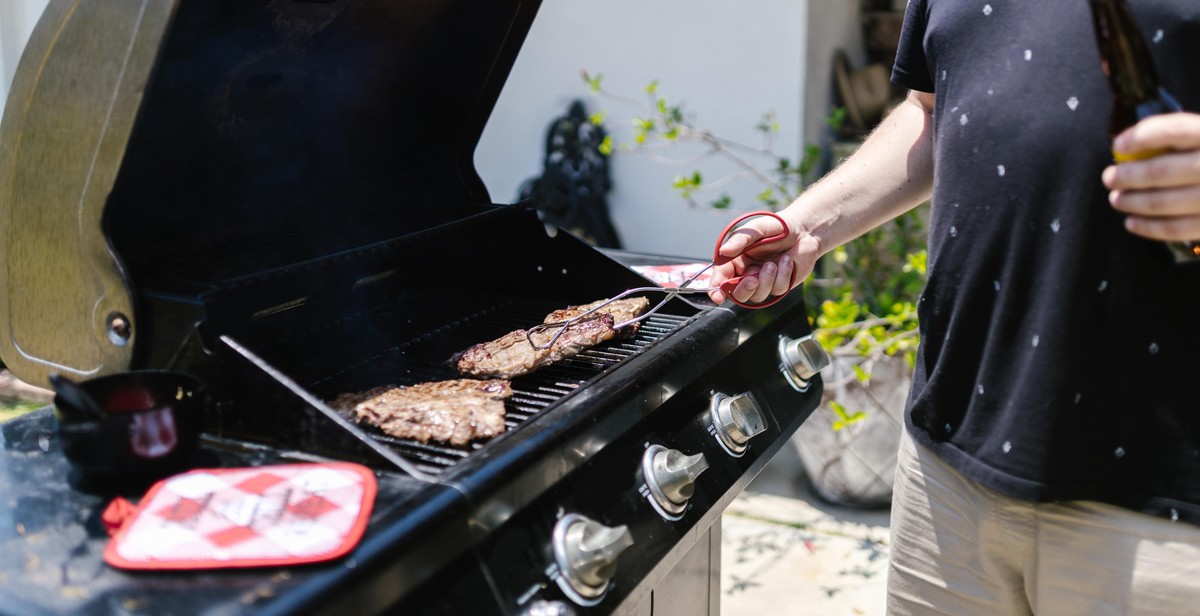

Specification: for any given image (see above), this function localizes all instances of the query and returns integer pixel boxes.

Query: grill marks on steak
[544,297,651,327]
[331,298,651,447]
[454,297,652,379]
[341,379,512,447]
[455,313,617,379]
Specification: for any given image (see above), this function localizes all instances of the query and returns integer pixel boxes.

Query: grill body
[0,1,826,614]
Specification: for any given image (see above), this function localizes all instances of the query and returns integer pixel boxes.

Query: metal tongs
[527,211,796,350]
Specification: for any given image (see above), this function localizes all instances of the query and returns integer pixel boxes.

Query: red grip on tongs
[712,211,791,266]
[712,211,796,309]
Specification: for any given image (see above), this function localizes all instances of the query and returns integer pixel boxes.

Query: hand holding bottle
[1102,112,1200,260]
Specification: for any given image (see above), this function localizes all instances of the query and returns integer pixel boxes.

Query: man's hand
[1103,112,1200,243]
[707,212,820,305]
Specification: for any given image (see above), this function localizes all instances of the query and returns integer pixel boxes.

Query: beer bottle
[1086,0,1200,263]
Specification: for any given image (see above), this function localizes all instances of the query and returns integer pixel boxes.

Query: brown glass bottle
[1087,0,1200,263]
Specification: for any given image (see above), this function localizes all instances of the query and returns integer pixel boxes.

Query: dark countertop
[0,409,463,616]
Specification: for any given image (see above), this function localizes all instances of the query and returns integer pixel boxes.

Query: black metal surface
[0,295,821,615]
[0,410,486,616]
[0,0,829,613]
[104,0,542,255]
[249,296,692,477]
[153,206,702,480]
[391,290,824,614]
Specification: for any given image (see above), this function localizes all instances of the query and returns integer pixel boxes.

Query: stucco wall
[0,0,50,109]
[1,0,873,261]
[476,0,812,259]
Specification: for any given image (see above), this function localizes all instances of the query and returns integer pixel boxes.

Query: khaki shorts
[887,429,1200,615]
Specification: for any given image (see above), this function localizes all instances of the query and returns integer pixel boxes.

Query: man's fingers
[730,264,763,304]
[1114,113,1200,156]
[717,227,762,260]
[707,261,741,304]
[1123,213,1200,243]
[1103,152,1200,191]
[771,256,795,297]
[747,263,776,304]
[1109,184,1200,217]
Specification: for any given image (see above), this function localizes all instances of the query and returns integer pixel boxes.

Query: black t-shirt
[893,0,1200,524]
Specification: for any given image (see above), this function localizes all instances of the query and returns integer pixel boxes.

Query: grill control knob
[710,392,767,455]
[778,334,830,391]
[642,445,709,517]
[521,600,577,616]
[552,514,634,602]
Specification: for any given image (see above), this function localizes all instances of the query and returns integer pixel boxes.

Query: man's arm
[711,90,937,305]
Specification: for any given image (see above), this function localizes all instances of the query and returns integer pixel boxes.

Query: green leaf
[756,111,780,134]
[826,106,847,130]
[588,112,607,126]
[710,195,732,210]
[598,136,613,156]
[644,80,659,95]
[584,71,604,92]
[829,400,868,431]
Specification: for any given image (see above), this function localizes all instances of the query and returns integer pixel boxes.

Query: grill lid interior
[0,0,543,384]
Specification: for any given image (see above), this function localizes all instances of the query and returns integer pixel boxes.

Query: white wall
[805,1,867,158]
[0,0,50,115]
[476,0,810,259]
[1,0,834,261]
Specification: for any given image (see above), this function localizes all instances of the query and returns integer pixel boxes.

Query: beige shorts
[887,428,1200,615]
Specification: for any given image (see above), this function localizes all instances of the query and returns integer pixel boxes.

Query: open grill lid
[0,0,542,386]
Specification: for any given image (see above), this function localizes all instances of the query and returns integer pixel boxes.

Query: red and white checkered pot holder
[104,463,377,570]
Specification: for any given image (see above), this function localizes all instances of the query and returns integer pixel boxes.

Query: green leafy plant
[584,72,927,429]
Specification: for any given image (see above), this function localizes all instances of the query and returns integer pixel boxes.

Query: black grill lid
[0,0,542,385]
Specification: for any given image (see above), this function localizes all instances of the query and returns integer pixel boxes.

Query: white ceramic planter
[791,353,911,508]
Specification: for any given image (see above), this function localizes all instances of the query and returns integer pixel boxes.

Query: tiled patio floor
[721,442,891,616]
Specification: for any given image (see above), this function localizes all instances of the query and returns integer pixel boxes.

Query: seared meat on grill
[455,313,617,379]
[341,379,512,447]
[544,297,651,327]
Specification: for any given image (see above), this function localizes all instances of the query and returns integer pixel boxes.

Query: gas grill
[0,1,827,614]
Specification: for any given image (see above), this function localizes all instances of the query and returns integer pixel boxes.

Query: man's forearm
[782,90,936,257]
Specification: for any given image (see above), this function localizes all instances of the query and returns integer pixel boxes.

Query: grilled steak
[455,313,617,379]
[341,379,512,447]
[543,297,651,327]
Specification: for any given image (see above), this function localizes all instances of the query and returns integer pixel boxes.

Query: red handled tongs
[527,211,795,350]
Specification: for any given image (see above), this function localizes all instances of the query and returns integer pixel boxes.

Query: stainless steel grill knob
[521,600,577,616]
[552,514,635,602]
[710,392,767,455]
[778,334,830,391]
[642,445,709,517]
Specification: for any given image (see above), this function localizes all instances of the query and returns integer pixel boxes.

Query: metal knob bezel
[777,334,830,392]
[551,513,632,604]
[641,444,708,519]
[709,392,767,456]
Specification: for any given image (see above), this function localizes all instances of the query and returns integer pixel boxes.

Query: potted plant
[584,73,926,507]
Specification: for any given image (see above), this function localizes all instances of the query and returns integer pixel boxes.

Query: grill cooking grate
[265,300,692,476]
